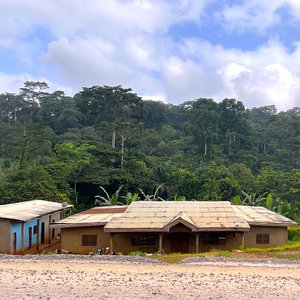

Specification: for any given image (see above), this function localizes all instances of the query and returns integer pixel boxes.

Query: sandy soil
[0,255,299,300]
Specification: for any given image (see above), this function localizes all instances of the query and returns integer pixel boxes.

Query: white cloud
[0,72,72,95]
[1,0,300,110]
[217,0,300,33]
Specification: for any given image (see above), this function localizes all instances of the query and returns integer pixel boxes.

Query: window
[82,235,97,246]
[204,233,226,244]
[131,235,156,246]
[256,233,270,244]
[33,225,38,235]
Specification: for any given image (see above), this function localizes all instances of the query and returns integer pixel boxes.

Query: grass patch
[151,242,300,263]
[244,241,300,253]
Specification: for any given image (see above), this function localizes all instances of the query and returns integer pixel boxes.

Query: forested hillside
[0,81,299,221]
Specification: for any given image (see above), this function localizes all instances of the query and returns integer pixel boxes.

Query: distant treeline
[0,81,299,221]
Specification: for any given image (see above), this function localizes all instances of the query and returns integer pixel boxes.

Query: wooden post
[195,233,199,253]
[21,222,25,254]
[110,233,114,253]
[158,234,163,254]
[241,232,245,250]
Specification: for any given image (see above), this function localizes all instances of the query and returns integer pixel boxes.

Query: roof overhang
[51,222,107,228]
[104,227,250,233]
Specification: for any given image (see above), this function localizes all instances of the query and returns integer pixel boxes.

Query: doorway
[28,227,32,249]
[11,232,17,254]
[170,233,190,253]
[41,222,45,244]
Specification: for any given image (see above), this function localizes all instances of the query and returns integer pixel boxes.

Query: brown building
[53,206,127,254]
[54,201,297,254]
[0,200,72,254]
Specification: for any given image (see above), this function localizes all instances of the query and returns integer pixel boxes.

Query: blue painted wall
[10,218,39,252]
[24,219,38,249]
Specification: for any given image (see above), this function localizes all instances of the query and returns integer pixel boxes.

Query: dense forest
[0,81,299,222]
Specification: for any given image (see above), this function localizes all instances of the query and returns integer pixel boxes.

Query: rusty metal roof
[0,200,73,222]
[233,205,298,227]
[104,201,250,233]
[52,206,126,228]
[79,206,127,214]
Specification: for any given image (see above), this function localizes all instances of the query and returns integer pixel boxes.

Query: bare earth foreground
[0,255,299,300]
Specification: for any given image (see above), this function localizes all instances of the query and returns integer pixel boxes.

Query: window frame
[82,235,97,246]
[204,233,227,245]
[256,233,270,244]
[131,234,156,246]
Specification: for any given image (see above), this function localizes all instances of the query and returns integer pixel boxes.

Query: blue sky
[1,0,300,110]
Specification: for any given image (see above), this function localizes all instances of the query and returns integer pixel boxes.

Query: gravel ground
[0,254,299,300]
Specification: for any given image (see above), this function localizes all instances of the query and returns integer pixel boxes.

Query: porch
[109,230,245,254]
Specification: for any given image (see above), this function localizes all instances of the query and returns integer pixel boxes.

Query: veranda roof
[0,200,73,222]
[104,201,250,233]
[52,206,127,228]
[233,205,298,227]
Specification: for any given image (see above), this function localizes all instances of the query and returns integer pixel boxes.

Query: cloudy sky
[1,0,300,110]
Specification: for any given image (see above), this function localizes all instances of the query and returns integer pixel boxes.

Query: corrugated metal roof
[79,206,127,214]
[52,207,124,228]
[104,201,250,232]
[0,200,73,222]
[233,205,298,227]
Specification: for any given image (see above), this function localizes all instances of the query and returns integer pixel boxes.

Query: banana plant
[95,185,124,206]
[122,192,139,205]
[173,194,186,201]
[241,191,267,206]
[138,184,165,201]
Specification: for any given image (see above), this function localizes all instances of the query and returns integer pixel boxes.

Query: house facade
[0,200,72,254]
[53,206,127,254]
[54,201,297,255]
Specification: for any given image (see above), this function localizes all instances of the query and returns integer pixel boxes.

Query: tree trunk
[120,134,127,169]
[74,179,78,204]
[112,129,116,149]
[204,137,207,156]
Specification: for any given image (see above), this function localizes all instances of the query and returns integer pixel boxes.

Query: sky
[1,0,300,110]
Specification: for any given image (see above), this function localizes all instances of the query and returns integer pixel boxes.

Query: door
[28,227,32,249]
[170,233,189,253]
[41,222,45,244]
[11,232,17,254]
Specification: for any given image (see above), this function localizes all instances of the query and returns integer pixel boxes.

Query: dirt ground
[0,255,299,300]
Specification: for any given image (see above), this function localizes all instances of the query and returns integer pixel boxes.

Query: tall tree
[189,98,219,156]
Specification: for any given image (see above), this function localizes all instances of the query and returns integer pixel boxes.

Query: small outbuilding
[0,200,72,254]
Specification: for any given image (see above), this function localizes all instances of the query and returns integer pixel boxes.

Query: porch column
[109,233,114,254]
[158,234,163,254]
[241,232,245,250]
[195,233,199,253]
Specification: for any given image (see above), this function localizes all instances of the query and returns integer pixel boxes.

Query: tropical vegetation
[0,81,299,221]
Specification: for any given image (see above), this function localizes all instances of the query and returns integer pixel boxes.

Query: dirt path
[0,256,299,300]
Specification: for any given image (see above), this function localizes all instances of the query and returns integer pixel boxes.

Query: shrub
[288,226,300,241]
[129,251,147,256]
[244,241,300,253]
